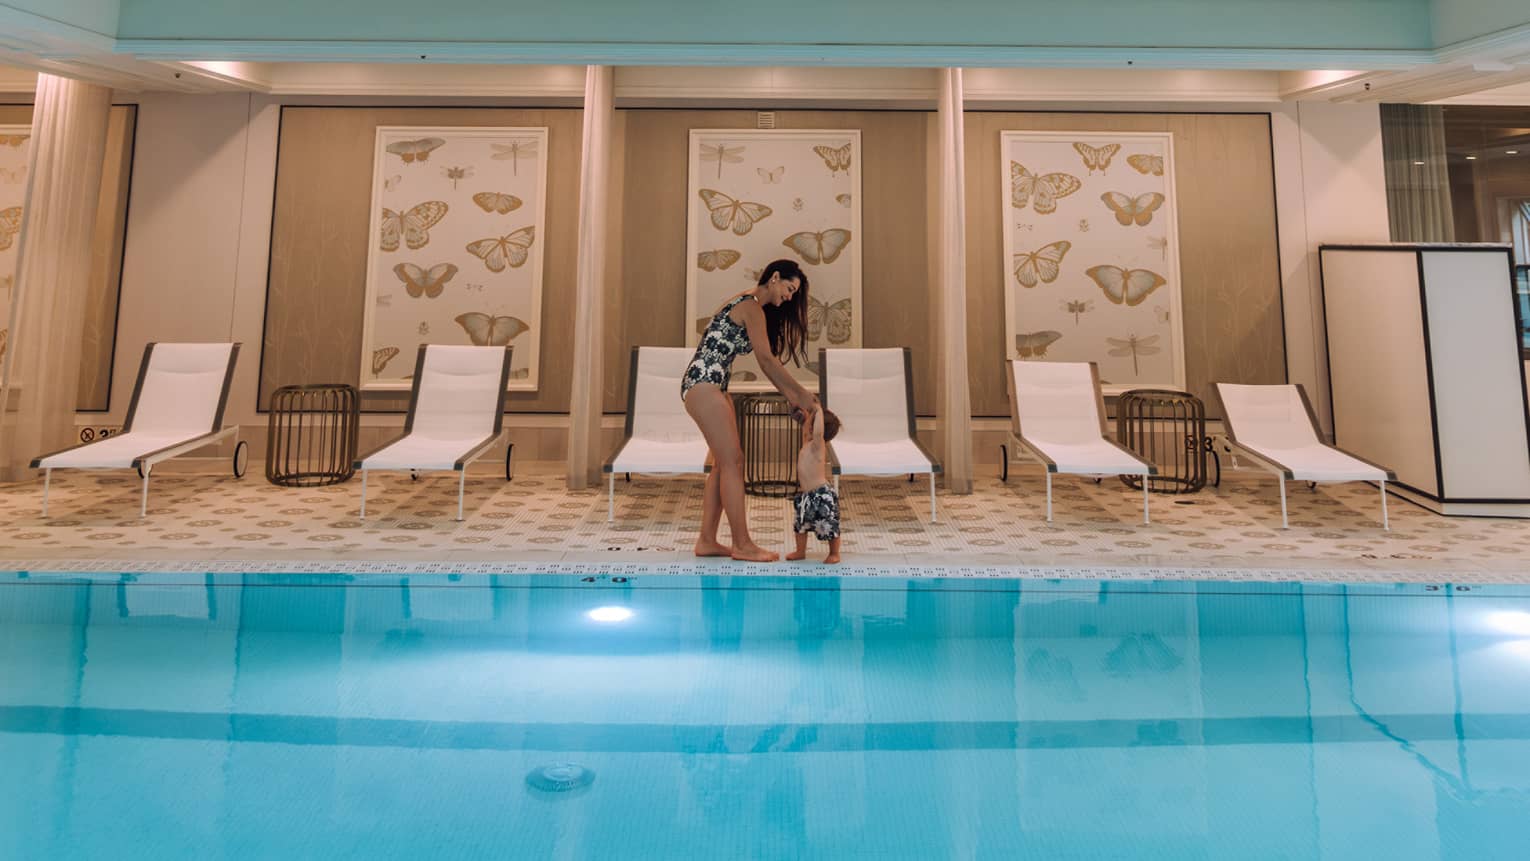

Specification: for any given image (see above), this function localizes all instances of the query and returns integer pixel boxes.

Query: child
[787,405,842,564]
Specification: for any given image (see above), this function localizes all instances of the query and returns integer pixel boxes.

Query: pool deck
[3,460,1528,583]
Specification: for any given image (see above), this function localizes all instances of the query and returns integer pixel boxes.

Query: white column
[933,68,974,494]
[0,74,112,482]
[567,65,615,489]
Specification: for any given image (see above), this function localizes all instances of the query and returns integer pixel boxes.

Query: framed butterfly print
[360,126,549,391]
[999,130,1185,393]
[686,129,863,392]
[0,124,29,365]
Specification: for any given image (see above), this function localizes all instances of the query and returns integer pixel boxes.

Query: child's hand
[790,407,806,424]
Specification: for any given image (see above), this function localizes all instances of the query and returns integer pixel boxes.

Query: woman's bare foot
[731,543,780,562]
[694,540,734,557]
[785,549,807,561]
[823,552,841,564]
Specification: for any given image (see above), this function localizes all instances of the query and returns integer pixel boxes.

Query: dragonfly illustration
[1061,298,1094,326]
[490,139,539,176]
[1107,333,1161,376]
[700,143,745,179]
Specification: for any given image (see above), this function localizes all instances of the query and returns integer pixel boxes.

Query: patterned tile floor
[3,461,1529,583]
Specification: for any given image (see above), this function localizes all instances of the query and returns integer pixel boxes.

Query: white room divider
[1319,243,1530,516]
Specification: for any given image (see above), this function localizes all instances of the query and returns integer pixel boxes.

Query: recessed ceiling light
[1412,160,1425,165]
[1465,155,1478,160]
[1509,150,1521,155]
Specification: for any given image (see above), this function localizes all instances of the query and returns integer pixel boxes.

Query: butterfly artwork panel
[686,129,862,392]
[360,126,548,391]
[0,125,29,367]
[999,130,1185,393]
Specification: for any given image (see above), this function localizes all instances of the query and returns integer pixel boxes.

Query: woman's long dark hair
[757,259,809,367]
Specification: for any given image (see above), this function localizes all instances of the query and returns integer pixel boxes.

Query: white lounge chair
[603,346,711,522]
[1002,360,1156,524]
[818,347,943,523]
[355,344,513,522]
[31,342,246,517]
[1215,382,1396,529]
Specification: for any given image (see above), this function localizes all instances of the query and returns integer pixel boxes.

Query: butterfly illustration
[379,201,448,252]
[783,228,852,265]
[1011,162,1081,215]
[472,191,523,214]
[372,346,400,375]
[0,206,24,251]
[441,165,474,189]
[417,322,430,336]
[1146,235,1167,258]
[455,313,530,346]
[1015,331,1063,358]
[1078,218,1090,232]
[697,249,742,272]
[1127,154,1164,176]
[465,226,536,272]
[813,143,853,176]
[1107,333,1161,376]
[465,282,486,292]
[0,166,26,183]
[385,138,445,164]
[1012,240,1071,288]
[808,296,853,344]
[792,198,804,212]
[758,166,784,184]
[835,194,852,208]
[1073,142,1120,174]
[490,139,538,176]
[0,134,28,147]
[383,174,402,192]
[1015,222,1035,232]
[1086,265,1167,306]
[1101,191,1165,227]
[392,262,458,299]
[700,143,745,179]
[699,189,772,236]
[1061,299,1094,325]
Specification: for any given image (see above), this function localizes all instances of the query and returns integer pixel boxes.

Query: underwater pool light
[587,606,634,623]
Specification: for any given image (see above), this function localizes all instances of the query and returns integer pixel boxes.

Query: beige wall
[262,106,584,412]
[0,102,136,412]
[964,111,1286,417]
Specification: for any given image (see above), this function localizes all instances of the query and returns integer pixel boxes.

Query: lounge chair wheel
[232,441,249,477]
[1093,477,1102,485]
[410,470,419,481]
[1308,481,1317,492]
[504,444,514,481]
[625,472,631,482]
[999,445,1008,482]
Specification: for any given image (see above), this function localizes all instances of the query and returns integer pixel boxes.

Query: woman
[682,259,819,562]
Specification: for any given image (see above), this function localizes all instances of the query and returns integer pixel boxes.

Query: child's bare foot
[823,552,841,564]
[731,542,779,562]
[785,549,807,561]
[694,540,733,557]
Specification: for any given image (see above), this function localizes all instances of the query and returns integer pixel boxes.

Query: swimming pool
[2,571,1528,859]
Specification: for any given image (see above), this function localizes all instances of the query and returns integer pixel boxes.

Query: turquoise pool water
[2,572,1529,859]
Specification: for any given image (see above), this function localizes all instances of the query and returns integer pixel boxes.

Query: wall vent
[756,112,776,129]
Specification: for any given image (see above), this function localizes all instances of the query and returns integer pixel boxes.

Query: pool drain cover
[527,763,595,793]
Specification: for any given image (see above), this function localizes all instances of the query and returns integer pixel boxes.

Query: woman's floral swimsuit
[681,294,756,399]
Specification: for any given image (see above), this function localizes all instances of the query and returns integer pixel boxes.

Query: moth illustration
[392,262,458,298]
[1073,142,1120,174]
[697,249,743,272]
[1012,240,1071,288]
[699,189,772,236]
[1086,265,1166,306]
[813,143,853,176]
[808,296,853,344]
[1101,191,1165,227]
[1127,154,1164,176]
[385,137,445,164]
[1015,331,1063,358]
[465,226,536,272]
[1011,162,1081,215]
[455,313,530,346]
[379,201,448,252]
[782,229,852,266]
[472,192,523,215]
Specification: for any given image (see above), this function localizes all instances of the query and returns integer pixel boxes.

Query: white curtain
[933,68,973,494]
[1380,104,1456,243]
[566,65,614,488]
[0,74,112,482]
